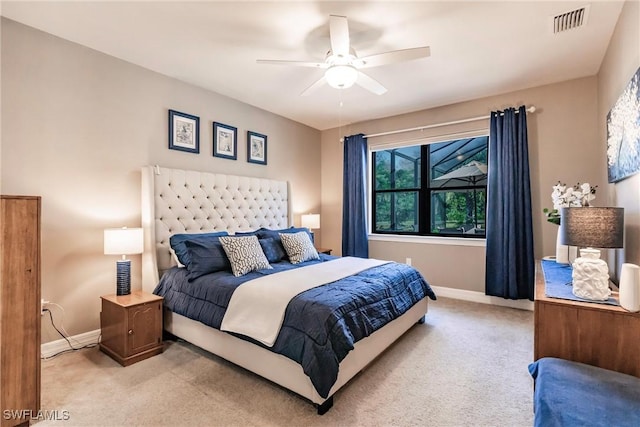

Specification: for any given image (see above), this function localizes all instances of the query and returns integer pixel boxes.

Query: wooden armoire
[0,196,41,427]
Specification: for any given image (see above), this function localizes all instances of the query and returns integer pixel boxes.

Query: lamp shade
[104,227,144,255]
[560,207,624,248]
[301,214,320,230]
[325,65,358,89]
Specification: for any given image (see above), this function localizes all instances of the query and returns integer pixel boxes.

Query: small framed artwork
[168,109,199,153]
[213,122,237,160]
[247,131,267,165]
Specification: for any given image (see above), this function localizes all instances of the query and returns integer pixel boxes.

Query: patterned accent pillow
[219,235,272,277]
[279,232,319,264]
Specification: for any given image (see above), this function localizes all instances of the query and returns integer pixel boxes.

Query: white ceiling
[1,1,625,130]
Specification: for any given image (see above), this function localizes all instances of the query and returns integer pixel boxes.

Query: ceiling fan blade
[256,59,328,68]
[355,72,387,95]
[300,76,327,96]
[329,15,350,57]
[359,46,431,68]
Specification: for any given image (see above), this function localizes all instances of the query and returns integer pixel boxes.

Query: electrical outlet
[41,299,48,316]
[406,258,412,266]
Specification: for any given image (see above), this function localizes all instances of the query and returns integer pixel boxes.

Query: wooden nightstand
[100,290,163,366]
[316,247,332,255]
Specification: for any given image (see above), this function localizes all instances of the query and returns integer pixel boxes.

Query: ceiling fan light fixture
[325,65,358,89]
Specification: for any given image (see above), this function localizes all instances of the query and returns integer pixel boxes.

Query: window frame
[370,134,489,239]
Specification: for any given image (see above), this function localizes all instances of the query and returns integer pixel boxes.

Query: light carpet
[38,297,534,426]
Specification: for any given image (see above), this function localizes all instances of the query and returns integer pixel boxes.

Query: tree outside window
[372,136,488,237]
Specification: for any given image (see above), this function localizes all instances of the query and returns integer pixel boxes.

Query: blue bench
[529,358,640,427]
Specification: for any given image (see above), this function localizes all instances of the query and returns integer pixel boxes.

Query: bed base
[163,298,428,413]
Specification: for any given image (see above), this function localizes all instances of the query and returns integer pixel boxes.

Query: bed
[141,165,436,413]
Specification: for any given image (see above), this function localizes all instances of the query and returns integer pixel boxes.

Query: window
[372,136,488,237]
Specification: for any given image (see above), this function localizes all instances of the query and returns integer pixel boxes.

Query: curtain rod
[364,106,537,139]
[370,128,488,150]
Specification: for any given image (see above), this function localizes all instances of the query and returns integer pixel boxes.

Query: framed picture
[607,66,640,183]
[247,131,267,165]
[213,122,237,160]
[168,109,199,153]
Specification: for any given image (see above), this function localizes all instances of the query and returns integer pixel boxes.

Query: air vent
[552,5,590,33]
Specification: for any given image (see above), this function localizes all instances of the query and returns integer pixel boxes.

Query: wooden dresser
[534,260,640,377]
[0,196,41,427]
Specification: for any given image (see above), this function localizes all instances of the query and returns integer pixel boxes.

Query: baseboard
[431,285,534,311]
[41,329,101,358]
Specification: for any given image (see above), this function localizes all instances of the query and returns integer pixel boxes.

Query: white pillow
[219,235,272,277]
[279,232,319,264]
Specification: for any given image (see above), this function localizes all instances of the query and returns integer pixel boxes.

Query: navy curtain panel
[485,106,535,300]
[342,134,369,258]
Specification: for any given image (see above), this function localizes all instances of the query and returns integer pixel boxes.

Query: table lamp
[104,227,144,295]
[301,213,320,230]
[560,207,624,301]
[301,213,320,241]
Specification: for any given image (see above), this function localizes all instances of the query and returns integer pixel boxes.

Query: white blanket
[220,257,389,347]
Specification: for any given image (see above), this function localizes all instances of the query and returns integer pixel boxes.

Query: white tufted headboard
[141,165,291,291]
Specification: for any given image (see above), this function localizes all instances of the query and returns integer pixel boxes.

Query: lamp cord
[41,308,100,359]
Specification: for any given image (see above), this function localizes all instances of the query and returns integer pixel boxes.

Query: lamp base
[572,248,611,301]
[116,260,131,296]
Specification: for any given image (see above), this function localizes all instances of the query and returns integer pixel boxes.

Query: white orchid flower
[547,181,597,223]
[562,188,575,205]
[580,183,592,194]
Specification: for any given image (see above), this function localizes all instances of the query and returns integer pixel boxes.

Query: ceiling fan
[256,14,431,96]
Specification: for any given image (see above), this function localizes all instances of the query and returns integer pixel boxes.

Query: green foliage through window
[372,136,488,237]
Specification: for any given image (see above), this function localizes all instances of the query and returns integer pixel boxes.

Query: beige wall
[597,0,640,275]
[1,19,321,342]
[322,76,605,292]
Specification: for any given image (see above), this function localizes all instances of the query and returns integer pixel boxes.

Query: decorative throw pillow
[256,227,314,261]
[169,231,229,267]
[259,238,287,264]
[257,227,314,244]
[184,239,231,281]
[279,231,319,264]
[219,235,272,277]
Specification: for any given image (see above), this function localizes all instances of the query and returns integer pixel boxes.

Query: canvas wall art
[607,66,640,183]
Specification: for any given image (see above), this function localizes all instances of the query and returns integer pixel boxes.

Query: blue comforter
[154,255,436,398]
